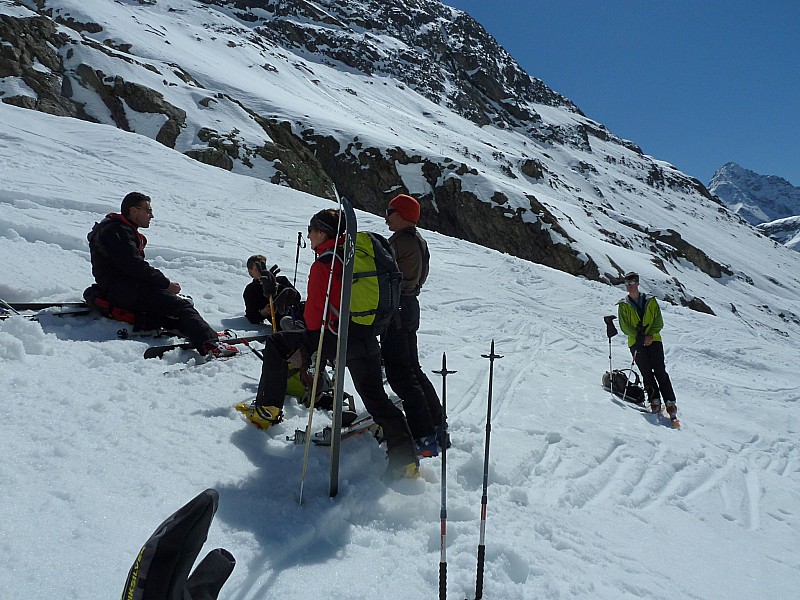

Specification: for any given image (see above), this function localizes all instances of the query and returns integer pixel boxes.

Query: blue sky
[444,1,799,186]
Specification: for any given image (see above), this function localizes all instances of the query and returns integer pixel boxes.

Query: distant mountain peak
[709,162,800,225]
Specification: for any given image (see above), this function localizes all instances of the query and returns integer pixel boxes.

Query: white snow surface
[2,102,800,599]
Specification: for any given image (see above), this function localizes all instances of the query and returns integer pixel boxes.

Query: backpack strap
[397,228,429,296]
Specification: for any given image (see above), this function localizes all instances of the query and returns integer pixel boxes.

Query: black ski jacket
[87,213,170,292]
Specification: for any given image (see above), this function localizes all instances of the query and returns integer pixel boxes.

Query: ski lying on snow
[0,308,93,320]
[143,333,271,359]
[1,301,87,311]
[1,300,91,320]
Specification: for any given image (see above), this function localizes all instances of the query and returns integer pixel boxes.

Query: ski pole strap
[268,295,277,331]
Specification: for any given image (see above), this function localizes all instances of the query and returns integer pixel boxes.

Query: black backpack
[602,369,646,404]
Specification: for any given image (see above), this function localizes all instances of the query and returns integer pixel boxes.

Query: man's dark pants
[631,341,676,404]
[106,284,217,350]
[382,296,443,438]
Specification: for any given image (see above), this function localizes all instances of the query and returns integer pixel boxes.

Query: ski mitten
[120,488,235,600]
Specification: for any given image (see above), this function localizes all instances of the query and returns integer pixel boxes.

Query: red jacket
[304,236,344,332]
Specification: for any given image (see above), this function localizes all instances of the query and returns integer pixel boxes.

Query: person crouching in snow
[243,254,302,331]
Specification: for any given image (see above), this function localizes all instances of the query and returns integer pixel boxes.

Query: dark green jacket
[617,294,664,348]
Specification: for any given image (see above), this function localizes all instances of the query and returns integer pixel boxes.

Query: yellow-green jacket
[617,294,663,348]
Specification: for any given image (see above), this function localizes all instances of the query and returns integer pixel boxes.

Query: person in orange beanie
[383,194,448,457]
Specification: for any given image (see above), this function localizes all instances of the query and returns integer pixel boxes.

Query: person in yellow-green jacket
[617,271,678,422]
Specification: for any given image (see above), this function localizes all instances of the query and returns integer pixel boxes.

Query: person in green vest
[617,271,678,421]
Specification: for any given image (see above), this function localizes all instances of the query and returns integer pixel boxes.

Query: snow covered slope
[1,100,800,599]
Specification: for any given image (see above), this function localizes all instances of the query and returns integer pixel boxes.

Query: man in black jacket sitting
[87,191,235,357]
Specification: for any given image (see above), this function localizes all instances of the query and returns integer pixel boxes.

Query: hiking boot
[415,434,439,458]
[235,402,283,429]
[435,422,452,450]
[203,341,238,358]
[665,401,677,418]
[649,400,662,414]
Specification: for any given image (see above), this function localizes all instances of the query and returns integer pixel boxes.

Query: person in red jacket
[86,192,235,357]
[241,208,419,480]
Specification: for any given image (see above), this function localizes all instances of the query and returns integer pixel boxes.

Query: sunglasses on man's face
[624,280,638,286]
[386,207,397,216]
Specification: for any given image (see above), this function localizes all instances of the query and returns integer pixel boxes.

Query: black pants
[631,341,676,404]
[382,296,443,437]
[256,328,416,464]
[105,283,217,351]
[255,329,322,410]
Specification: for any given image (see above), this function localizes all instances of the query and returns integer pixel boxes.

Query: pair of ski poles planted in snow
[435,340,503,600]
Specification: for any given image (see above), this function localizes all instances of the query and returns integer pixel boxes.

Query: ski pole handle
[475,544,486,600]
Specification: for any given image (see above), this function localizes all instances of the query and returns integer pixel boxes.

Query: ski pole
[293,231,305,287]
[604,315,617,397]
[268,294,278,332]
[238,337,264,361]
[433,353,456,600]
[474,340,502,600]
[621,350,637,403]
[299,206,344,506]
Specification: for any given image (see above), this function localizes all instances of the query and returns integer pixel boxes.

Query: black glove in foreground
[120,488,235,600]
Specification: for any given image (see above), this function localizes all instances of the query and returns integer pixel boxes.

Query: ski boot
[234,402,283,429]
[665,401,680,428]
[415,434,439,458]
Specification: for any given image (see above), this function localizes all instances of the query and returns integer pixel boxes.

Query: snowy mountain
[4,0,795,315]
[757,215,800,252]
[708,162,800,251]
[708,162,800,225]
